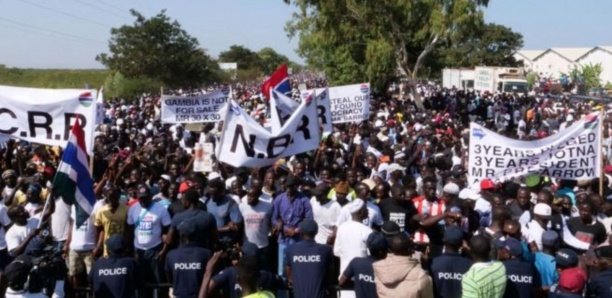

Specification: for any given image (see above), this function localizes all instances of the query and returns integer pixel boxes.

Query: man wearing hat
[334,199,372,298]
[550,248,585,297]
[272,175,312,277]
[534,231,561,291]
[309,183,341,245]
[285,219,333,298]
[339,231,387,298]
[89,235,139,298]
[523,203,553,251]
[431,226,473,298]
[165,220,212,298]
[586,245,612,297]
[497,237,538,297]
[126,183,171,296]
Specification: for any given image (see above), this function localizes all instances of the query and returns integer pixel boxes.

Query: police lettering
[98,267,127,276]
[438,272,463,280]
[174,262,202,270]
[358,274,375,283]
[293,255,321,263]
[508,274,532,284]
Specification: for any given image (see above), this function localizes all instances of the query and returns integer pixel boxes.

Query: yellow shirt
[94,203,128,256]
[13,188,49,207]
[243,290,275,298]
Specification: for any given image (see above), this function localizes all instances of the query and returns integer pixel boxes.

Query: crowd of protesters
[0,77,612,298]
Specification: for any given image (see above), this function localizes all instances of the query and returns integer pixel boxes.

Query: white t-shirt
[24,202,41,218]
[523,220,546,251]
[6,217,40,252]
[333,220,372,277]
[239,200,273,248]
[0,203,12,249]
[69,202,100,251]
[336,201,383,228]
[310,197,341,245]
[241,193,273,205]
[127,202,171,250]
[51,198,71,242]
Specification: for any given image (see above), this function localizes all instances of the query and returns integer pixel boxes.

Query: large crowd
[1,78,612,298]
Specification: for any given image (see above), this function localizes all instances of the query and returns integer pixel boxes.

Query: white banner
[193,142,214,172]
[315,83,370,124]
[468,112,601,185]
[160,90,229,123]
[312,88,333,134]
[0,85,97,153]
[218,99,315,167]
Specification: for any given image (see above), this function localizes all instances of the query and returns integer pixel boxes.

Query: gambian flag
[261,64,290,100]
[53,119,95,227]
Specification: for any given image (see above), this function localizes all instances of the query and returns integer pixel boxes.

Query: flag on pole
[53,119,95,227]
[95,87,104,124]
[261,64,290,99]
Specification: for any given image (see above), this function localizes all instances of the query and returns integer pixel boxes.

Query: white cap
[207,172,222,181]
[566,114,574,122]
[458,188,479,201]
[387,163,406,174]
[347,199,365,214]
[443,183,460,195]
[534,203,552,218]
[160,174,171,181]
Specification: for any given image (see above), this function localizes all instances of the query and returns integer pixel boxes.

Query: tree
[286,0,489,109]
[96,10,220,89]
[566,63,602,94]
[257,47,291,74]
[219,45,262,71]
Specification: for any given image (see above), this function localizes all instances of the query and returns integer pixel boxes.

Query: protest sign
[193,142,214,172]
[0,85,97,153]
[468,112,601,185]
[313,88,333,134]
[314,83,370,124]
[160,90,229,123]
[218,99,312,167]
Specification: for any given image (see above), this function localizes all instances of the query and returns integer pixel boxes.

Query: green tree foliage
[285,0,500,108]
[258,47,291,74]
[96,10,220,89]
[436,23,523,69]
[567,63,603,93]
[219,45,262,72]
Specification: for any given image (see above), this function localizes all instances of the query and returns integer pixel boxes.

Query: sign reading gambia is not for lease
[161,90,229,123]
[468,112,601,185]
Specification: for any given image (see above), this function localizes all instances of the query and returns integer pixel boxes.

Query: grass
[0,66,109,89]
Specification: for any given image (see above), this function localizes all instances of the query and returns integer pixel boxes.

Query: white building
[515,46,612,85]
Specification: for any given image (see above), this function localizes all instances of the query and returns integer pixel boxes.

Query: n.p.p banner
[468,113,601,185]
[218,100,311,168]
[161,90,229,123]
[0,85,97,153]
[315,83,370,124]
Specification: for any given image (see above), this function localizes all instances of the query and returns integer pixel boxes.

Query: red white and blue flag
[53,119,95,227]
[261,64,291,99]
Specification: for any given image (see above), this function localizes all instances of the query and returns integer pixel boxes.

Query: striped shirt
[462,261,506,298]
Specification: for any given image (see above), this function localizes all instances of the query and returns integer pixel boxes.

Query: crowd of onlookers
[0,78,612,298]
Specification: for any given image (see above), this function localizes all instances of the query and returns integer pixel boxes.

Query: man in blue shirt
[534,230,559,292]
[165,220,212,298]
[272,175,313,276]
[285,219,333,298]
[204,178,243,246]
[497,237,539,298]
[431,226,473,298]
[339,231,387,298]
[586,245,612,297]
[89,235,139,298]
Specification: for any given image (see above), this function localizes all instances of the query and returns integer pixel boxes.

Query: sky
[0,0,610,69]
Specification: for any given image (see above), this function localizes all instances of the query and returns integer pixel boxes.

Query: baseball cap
[4,255,33,289]
[556,248,579,268]
[595,245,612,259]
[178,180,193,193]
[443,226,464,246]
[241,241,259,257]
[381,221,401,237]
[105,234,124,256]
[298,219,318,236]
[480,179,495,191]
[451,165,467,178]
[177,219,197,237]
[558,267,587,294]
[496,237,523,257]
[533,203,552,219]
[542,230,559,247]
[366,232,388,253]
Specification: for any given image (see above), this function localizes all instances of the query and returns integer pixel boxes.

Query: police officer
[89,234,139,298]
[339,231,387,298]
[431,226,473,298]
[165,219,212,298]
[285,219,334,298]
[497,237,539,298]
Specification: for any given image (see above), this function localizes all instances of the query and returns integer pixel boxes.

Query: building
[514,46,612,85]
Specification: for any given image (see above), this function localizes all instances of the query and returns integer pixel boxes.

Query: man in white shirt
[65,200,102,290]
[6,201,53,258]
[335,183,383,229]
[310,183,341,245]
[0,202,13,270]
[522,203,552,251]
[126,184,171,296]
[238,178,273,269]
[334,199,373,298]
